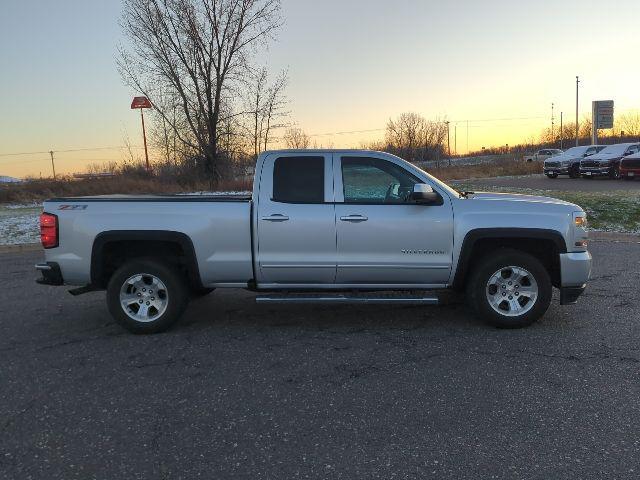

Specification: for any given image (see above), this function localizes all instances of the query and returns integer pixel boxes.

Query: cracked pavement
[1,242,640,479]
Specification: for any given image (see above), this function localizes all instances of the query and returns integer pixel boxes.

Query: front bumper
[559,251,591,304]
[620,167,640,178]
[544,166,570,175]
[580,166,610,176]
[36,262,64,286]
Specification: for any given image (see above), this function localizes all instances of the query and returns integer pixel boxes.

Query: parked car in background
[543,145,605,179]
[524,149,563,162]
[619,151,640,180]
[580,143,640,179]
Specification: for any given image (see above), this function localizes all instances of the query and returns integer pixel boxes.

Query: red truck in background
[620,151,640,180]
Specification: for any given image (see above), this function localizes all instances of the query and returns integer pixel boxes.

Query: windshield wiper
[459,191,474,199]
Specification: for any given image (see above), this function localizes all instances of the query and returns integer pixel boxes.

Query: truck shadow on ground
[178,290,483,333]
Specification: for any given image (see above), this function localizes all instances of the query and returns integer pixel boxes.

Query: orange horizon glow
[2,0,640,179]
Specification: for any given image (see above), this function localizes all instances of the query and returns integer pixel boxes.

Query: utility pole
[560,112,563,149]
[466,120,469,154]
[575,76,580,146]
[454,124,457,155]
[49,150,56,180]
[445,121,451,166]
[551,103,555,145]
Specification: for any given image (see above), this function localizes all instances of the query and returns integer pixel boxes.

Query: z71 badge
[58,205,88,210]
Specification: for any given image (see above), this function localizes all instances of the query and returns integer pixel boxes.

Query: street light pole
[575,76,580,146]
[560,112,563,150]
[551,103,555,145]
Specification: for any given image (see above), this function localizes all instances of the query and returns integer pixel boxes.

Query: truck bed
[42,195,254,286]
[48,194,252,202]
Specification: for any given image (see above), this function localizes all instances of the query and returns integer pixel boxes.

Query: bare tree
[385,112,447,162]
[283,127,310,149]
[261,70,288,152]
[118,0,282,182]
[617,112,640,137]
[245,67,288,158]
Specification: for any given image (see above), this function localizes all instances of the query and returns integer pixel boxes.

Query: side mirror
[411,184,440,205]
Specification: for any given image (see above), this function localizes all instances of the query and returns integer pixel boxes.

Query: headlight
[573,213,588,249]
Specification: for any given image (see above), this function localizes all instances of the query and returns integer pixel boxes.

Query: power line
[0,145,144,158]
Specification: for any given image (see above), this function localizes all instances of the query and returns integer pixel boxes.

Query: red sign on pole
[131,96,152,109]
[130,96,152,171]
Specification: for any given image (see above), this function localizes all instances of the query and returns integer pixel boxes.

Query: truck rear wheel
[107,259,189,334]
[467,249,552,328]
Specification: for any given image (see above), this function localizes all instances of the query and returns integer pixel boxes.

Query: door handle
[262,214,289,222]
[340,214,368,222]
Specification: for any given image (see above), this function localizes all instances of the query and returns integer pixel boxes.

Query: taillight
[40,213,58,249]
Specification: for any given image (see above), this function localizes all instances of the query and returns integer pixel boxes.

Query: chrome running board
[255,293,438,305]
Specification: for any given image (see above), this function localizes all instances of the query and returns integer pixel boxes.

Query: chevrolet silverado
[36,150,592,333]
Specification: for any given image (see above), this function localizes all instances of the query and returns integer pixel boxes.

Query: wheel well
[91,232,202,289]
[455,237,561,290]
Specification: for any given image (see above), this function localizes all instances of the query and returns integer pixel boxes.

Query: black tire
[609,166,621,180]
[107,259,189,334]
[546,173,558,179]
[582,175,593,179]
[467,249,552,329]
[568,165,580,179]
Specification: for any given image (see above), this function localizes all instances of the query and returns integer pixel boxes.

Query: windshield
[598,144,631,156]
[560,146,587,157]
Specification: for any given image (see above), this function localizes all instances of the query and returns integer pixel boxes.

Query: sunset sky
[1,0,640,178]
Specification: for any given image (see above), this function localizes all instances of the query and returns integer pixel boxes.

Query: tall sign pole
[575,76,580,146]
[560,112,563,150]
[592,100,614,145]
[140,108,149,170]
[130,96,153,171]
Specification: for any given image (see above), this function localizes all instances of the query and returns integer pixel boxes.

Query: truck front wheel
[467,249,552,328]
[107,259,189,334]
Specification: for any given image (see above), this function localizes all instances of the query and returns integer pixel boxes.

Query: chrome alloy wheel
[485,266,538,317]
[119,273,169,322]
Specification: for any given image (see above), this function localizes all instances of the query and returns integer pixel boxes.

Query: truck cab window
[272,156,325,203]
[341,157,419,204]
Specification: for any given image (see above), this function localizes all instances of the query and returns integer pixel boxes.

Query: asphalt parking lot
[462,174,640,192]
[2,241,640,479]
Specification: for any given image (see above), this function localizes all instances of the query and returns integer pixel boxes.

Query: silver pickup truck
[36,149,592,333]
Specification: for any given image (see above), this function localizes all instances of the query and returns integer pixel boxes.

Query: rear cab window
[272,156,325,203]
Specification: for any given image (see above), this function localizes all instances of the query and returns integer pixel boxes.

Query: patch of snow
[0,175,22,183]
[0,205,40,245]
